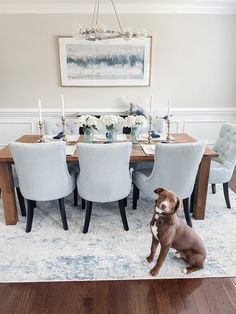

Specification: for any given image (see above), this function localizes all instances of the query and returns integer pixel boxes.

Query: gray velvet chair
[9,142,76,232]
[208,122,236,208]
[132,141,206,227]
[76,142,132,233]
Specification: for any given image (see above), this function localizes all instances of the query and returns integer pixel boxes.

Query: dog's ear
[154,187,165,195]
[174,197,182,213]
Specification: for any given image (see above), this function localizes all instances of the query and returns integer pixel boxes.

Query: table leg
[0,162,18,225]
[193,157,211,220]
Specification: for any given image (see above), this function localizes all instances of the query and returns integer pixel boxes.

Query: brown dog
[146,188,206,276]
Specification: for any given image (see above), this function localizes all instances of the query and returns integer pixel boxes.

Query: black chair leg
[73,188,78,206]
[118,199,129,231]
[124,197,127,207]
[16,187,26,217]
[183,198,192,228]
[223,182,231,208]
[133,184,139,210]
[81,198,86,210]
[212,184,216,194]
[32,200,37,208]
[26,200,34,233]
[58,198,68,230]
[83,201,93,234]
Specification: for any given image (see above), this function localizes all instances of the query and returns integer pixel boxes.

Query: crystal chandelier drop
[72,0,148,41]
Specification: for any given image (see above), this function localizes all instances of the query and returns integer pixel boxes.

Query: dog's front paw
[149,267,159,277]
[182,267,188,274]
[146,255,154,263]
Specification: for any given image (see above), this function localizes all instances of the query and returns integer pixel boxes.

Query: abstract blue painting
[59,38,151,86]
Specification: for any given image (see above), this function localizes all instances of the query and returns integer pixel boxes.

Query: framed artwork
[58,37,152,87]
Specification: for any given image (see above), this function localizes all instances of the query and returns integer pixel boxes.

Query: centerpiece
[124,115,147,144]
[77,115,98,143]
[100,115,124,143]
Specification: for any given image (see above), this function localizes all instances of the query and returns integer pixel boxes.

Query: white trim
[0,120,34,133]
[0,3,236,15]
[0,107,235,118]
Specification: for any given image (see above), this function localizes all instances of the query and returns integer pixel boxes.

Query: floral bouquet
[100,115,125,142]
[124,115,147,144]
[77,115,98,143]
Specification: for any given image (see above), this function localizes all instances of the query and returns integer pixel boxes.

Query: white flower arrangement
[100,115,124,130]
[124,115,147,128]
[77,115,98,130]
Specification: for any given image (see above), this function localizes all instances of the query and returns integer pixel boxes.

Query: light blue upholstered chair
[77,142,132,233]
[132,141,206,227]
[44,119,80,135]
[9,142,76,232]
[208,123,236,208]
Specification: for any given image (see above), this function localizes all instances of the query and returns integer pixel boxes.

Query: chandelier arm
[91,0,98,29]
[110,0,123,34]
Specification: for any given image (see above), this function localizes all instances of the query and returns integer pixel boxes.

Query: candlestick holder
[166,119,172,143]
[61,116,67,142]
[147,115,153,144]
[37,120,45,143]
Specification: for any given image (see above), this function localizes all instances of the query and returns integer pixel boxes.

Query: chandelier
[72,0,148,41]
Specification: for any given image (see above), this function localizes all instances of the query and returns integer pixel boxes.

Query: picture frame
[58,37,152,87]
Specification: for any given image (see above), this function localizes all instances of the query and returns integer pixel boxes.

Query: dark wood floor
[0,169,235,313]
[0,278,236,314]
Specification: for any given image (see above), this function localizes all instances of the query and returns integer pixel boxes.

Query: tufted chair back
[44,119,80,135]
[213,123,236,171]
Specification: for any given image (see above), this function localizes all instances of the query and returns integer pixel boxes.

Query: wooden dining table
[0,133,218,225]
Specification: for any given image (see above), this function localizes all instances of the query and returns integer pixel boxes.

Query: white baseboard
[0,107,235,146]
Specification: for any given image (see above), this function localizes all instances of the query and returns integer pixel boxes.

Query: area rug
[0,187,235,282]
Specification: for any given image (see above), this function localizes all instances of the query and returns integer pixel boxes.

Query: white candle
[61,94,65,118]
[38,98,42,122]
[149,95,153,116]
[168,98,171,119]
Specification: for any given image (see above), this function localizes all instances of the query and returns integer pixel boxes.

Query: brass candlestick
[147,115,153,144]
[61,116,67,142]
[166,119,172,143]
[37,120,45,143]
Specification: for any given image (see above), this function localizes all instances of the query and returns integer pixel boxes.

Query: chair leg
[133,184,140,210]
[81,198,86,210]
[183,198,192,228]
[32,200,37,208]
[212,184,216,194]
[118,199,129,231]
[16,187,26,217]
[73,188,78,206]
[223,182,231,208]
[124,197,127,207]
[58,198,68,230]
[26,200,34,233]
[83,201,93,234]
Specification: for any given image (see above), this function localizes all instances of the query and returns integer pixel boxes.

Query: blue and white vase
[130,127,139,144]
[84,127,93,143]
[106,128,117,143]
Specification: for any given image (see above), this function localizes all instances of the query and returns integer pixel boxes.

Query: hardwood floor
[0,166,235,313]
[0,278,235,314]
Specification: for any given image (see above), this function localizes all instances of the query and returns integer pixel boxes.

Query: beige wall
[0,14,235,111]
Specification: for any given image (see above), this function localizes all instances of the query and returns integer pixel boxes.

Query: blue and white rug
[0,186,235,282]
